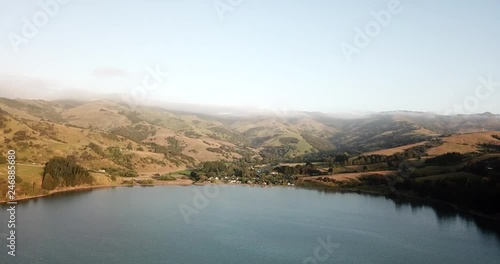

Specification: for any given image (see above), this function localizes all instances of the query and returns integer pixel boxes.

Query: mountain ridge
[1,97,500,176]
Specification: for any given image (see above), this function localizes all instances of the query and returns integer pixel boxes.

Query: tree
[335,154,349,164]
[190,171,200,181]
[41,174,57,190]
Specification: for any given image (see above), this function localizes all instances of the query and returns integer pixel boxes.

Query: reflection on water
[390,196,500,244]
[303,186,500,244]
[1,185,499,264]
[10,185,500,244]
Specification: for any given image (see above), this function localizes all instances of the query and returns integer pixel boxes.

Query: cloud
[0,75,57,99]
[92,67,128,78]
[0,75,99,100]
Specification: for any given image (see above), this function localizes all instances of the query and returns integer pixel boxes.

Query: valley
[1,97,500,218]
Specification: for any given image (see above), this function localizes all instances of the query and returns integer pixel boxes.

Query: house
[98,169,106,173]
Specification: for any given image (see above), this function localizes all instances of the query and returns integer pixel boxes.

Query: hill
[2,97,500,213]
[1,97,500,175]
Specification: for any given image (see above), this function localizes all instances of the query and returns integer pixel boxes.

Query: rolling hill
[1,97,500,177]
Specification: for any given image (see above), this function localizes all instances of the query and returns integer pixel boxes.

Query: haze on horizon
[0,0,499,114]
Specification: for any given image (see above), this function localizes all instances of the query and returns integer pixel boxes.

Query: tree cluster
[42,157,94,190]
[274,162,324,176]
[425,152,465,166]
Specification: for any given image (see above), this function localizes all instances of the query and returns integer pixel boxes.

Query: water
[1,185,499,264]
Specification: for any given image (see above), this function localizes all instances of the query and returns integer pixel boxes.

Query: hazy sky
[0,0,499,114]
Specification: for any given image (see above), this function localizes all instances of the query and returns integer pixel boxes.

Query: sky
[0,0,499,114]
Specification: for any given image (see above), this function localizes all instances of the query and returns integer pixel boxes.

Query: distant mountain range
[1,97,499,175]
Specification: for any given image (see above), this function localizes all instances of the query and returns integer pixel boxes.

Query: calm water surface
[1,185,499,264]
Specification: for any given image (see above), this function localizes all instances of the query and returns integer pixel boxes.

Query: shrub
[137,179,154,185]
[105,167,138,177]
[155,174,176,181]
[358,174,387,186]
[111,124,156,142]
[88,142,106,157]
[106,146,134,169]
[12,130,34,141]
[279,137,299,144]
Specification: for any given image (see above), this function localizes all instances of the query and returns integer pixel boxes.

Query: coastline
[0,180,282,204]
[1,184,121,204]
[298,181,500,222]
[0,178,197,204]
[390,191,500,222]
[2,181,499,222]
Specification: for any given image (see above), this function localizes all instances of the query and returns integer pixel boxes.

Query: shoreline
[1,184,122,204]
[298,182,500,222]
[0,180,285,204]
[390,191,500,222]
[0,178,196,204]
[2,181,499,222]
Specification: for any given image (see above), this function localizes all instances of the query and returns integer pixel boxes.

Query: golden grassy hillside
[427,131,500,155]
